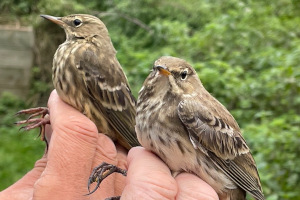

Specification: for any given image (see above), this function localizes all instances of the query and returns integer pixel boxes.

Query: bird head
[41,14,110,41]
[147,56,202,97]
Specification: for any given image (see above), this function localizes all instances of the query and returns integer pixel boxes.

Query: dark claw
[105,197,121,200]
[86,162,127,196]
[87,176,101,195]
[18,126,26,131]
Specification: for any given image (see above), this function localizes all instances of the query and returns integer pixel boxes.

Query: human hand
[121,147,219,200]
[0,90,127,200]
[0,90,218,200]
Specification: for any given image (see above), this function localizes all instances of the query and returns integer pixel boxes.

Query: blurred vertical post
[0,25,34,98]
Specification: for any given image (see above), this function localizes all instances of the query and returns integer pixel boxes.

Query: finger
[0,123,54,200]
[175,173,219,200]
[48,90,98,146]
[89,136,128,199]
[114,144,128,195]
[44,122,52,144]
[121,147,177,200]
[0,156,47,200]
[89,134,118,199]
[33,90,99,199]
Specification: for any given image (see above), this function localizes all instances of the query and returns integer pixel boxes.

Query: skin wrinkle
[122,178,177,200]
[125,148,178,200]
[42,91,98,198]
[33,174,85,199]
[48,90,99,150]
[50,107,98,135]
[136,56,264,200]
[176,173,219,200]
[90,134,125,199]
[146,182,177,200]
[32,156,47,175]
[49,91,126,199]
[126,185,176,200]
[47,134,85,175]
[37,119,93,198]
[47,14,139,150]
[50,123,96,159]
[2,91,133,200]
[55,122,97,142]
[114,145,128,195]
[95,134,118,162]
[121,188,161,200]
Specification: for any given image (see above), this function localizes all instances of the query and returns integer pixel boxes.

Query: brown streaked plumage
[136,56,264,200]
[17,14,140,150]
[47,14,140,149]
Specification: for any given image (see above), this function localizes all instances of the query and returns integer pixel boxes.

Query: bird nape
[135,56,264,200]
[14,14,264,200]
[88,56,265,200]
[15,14,140,200]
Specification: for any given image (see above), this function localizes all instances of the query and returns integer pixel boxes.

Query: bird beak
[40,15,64,26]
[155,65,171,76]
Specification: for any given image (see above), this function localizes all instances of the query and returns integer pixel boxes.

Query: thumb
[33,90,99,200]
[0,156,46,200]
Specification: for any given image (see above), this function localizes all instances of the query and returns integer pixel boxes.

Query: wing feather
[77,47,140,148]
[178,99,264,200]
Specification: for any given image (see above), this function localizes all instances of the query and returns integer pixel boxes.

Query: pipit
[135,56,264,200]
[16,15,139,152]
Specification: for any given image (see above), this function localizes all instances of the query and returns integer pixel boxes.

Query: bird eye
[180,70,188,80]
[73,19,82,27]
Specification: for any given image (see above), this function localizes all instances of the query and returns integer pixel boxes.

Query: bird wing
[177,99,264,200]
[76,47,140,148]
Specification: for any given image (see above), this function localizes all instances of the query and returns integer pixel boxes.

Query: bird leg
[15,107,50,142]
[105,197,121,200]
[87,162,127,197]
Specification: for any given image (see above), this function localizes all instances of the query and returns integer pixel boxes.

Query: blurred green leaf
[1,0,300,198]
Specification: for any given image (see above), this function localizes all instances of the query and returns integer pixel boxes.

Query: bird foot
[105,196,121,200]
[15,107,50,142]
[87,162,127,195]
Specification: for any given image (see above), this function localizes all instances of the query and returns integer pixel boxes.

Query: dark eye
[181,70,188,80]
[73,19,82,27]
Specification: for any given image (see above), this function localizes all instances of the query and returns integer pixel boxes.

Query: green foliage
[0,93,44,190]
[244,114,300,199]
[0,0,38,15]
[0,0,300,199]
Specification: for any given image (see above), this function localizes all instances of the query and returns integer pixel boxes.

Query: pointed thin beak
[40,15,64,26]
[155,65,171,76]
